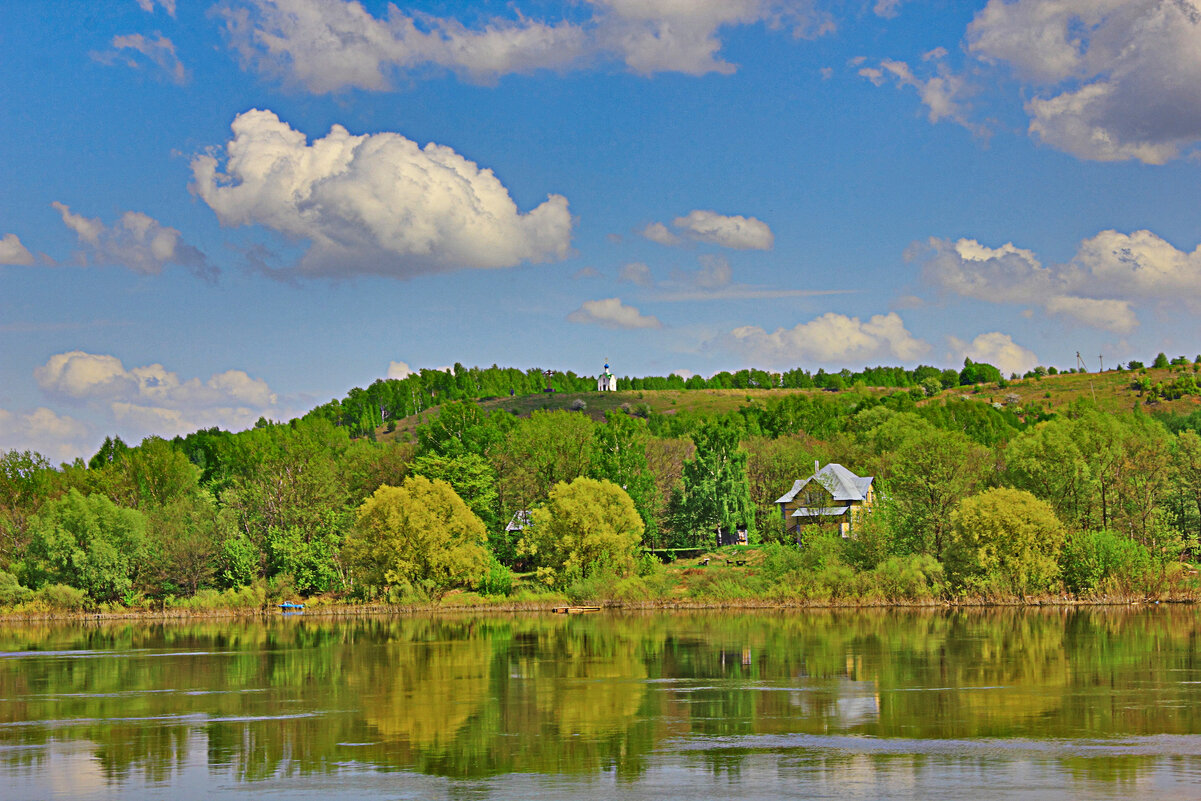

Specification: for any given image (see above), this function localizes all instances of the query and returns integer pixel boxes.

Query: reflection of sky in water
[6,739,1201,801]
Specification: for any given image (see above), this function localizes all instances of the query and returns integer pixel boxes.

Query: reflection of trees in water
[353,625,492,748]
[1,608,1200,787]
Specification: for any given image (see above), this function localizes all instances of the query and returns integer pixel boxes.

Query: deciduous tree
[944,488,1065,595]
[345,476,488,597]
[520,477,643,586]
[22,489,147,603]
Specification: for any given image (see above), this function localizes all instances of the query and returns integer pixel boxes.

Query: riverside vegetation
[4,355,1201,615]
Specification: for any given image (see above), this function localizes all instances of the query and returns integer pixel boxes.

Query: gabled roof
[792,506,849,518]
[505,510,532,532]
[775,463,873,505]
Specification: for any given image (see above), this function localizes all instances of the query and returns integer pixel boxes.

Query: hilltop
[372,364,1201,443]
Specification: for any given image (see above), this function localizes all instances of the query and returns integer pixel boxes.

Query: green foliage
[492,410,595,518]
[864,554,945,601]
[0,449,55,567]
[93,436,200,509]
[1153,352,1171,369]
[959,358,1002,386]
[589,411,658,541]
[218,531,260,589]
[22,489,147,603]
[12,355,1201,608]
[34,583,88,611]
[868,415,990,556]
[0,570,32,606]
[477,554,514,597]
[265,515,346,595]
[416,400,505,458]
[88,435,130,470]
[142,492,228,597]
[411,453,499,533]
[1060,529,1155,596]
[678,419,754,545]
[915,398,1020,446]
[345,476,489,597]
[944,488,1065,595]
[841,496,905,570]
[521,477,644,587]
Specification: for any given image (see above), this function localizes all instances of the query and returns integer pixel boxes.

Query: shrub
[1060,529,1154,596]
[944,488,1065,595]
[345,476,489,597]
[35,583,88,611]
[478,555,514,597]
[866,554,945,601]
[0,571,33,606]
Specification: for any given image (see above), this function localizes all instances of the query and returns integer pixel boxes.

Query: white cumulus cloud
[725,311,930,366]
[51,202,215,280]
[672,209,774,250]
[136,0,176,15]
[915,230,1201,333]
[639,221,680,246]
[219,0,831,92]
[567,297,662,329]
[967,0,1201,163]
[191,109,572,278]
[859,58,986,137]
[1041,296,1137,336]
[386,360,414,380]
[34,351,280,440]
[0,233,35,266]
[0,407,92,463]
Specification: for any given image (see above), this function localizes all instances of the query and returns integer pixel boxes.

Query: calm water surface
[1,607,1200,799]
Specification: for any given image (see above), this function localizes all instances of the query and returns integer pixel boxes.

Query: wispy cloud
[93,33,189,84]
[52,202,215,280]
[567,297,662,329]
[218,0,834,92]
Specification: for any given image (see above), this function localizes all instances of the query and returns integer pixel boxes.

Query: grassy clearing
[933,366,1201,416]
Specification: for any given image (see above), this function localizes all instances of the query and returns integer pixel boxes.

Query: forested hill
[299,356,1201,442]
[4,353,1201,611]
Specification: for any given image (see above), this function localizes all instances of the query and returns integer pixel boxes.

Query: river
[1,607,1199,799]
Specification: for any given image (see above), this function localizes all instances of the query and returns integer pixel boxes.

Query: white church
[597,361,618,391]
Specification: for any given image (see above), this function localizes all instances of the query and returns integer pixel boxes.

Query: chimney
[814,459,819,477]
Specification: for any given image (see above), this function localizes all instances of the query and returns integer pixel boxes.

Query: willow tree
[345,476,488,598]
[520,477,643,587]
[944,488,1065,596]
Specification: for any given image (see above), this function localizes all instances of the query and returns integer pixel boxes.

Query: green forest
[4,355,1201,613]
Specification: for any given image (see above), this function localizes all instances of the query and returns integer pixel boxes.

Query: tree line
[2,357,1201,609]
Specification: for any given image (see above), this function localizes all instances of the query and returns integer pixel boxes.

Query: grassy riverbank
[4,543,1197,621]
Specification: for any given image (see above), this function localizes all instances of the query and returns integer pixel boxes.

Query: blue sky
[3,0,1201,460]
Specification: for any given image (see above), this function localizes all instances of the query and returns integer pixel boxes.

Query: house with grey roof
[775,463,875,540]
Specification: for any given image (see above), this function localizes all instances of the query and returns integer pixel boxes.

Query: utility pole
[1077,352,1095,402]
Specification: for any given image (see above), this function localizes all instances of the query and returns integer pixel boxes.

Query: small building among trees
[776,463,874,540]
[597,362,618,391]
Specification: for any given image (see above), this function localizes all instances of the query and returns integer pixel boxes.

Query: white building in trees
[597,362,617,391]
